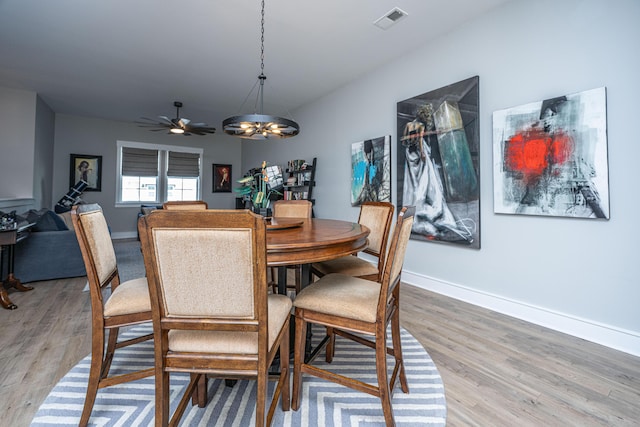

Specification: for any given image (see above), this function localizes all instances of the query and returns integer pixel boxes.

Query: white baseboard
[402,270,640,358]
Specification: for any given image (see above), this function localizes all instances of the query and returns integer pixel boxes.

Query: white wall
[53,115,243,236]
[0,87,37,200]
[242,0,640,355]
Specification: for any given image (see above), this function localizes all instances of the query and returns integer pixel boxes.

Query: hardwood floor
[0,277,91,427]
[0,278,638,426]
[400,285,640,426]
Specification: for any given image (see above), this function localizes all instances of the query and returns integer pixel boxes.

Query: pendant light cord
[258,0,266,114]
[260,0,265,75]
[221,0,300,139]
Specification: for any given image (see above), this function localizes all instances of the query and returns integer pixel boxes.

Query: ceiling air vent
[373,7,408,30]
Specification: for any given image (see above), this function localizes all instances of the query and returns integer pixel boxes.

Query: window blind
[167,151,200,177]
[121,147,159,176]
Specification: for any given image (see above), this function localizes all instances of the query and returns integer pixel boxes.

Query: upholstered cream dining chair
[138,209,291,427]
[71,204,153,427]
[311,201,394,282]
[271,199,312,218]
[291,206,415,427]
[270,199,313,294]
[161,200,208,210]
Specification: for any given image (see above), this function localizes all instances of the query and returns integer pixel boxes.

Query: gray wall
[34,96,55,209]
[53,115,242,236]
[242,0,640,355]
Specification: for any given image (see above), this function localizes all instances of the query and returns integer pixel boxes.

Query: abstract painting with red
[493,87,609,219]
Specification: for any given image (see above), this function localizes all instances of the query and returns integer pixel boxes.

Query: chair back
[358,201,394,266]
[71,204,118,299]
[378,206,415,314]
[139,209,267,334]
[272,200,312,218]
[162,200,208,210]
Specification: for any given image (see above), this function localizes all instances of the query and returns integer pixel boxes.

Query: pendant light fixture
[222,0,300,140]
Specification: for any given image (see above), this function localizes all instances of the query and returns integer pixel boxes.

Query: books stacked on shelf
[283,158,316,202]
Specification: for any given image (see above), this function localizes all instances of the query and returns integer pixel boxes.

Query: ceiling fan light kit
[222,0,300,140]
[138,101,216,136]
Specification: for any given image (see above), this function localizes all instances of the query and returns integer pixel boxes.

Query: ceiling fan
[137,101,216,136]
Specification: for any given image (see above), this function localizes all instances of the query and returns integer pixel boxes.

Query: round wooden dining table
[265,217,370,294]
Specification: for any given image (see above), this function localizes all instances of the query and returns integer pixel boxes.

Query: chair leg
[255,364,267,427]
[156,369,171,427]
[294,266,301,294]
[191,373,208,407]
[101,326,119,378]
[280,324,291,412]
[325,326,335,363]
[79,326,106,427]
[376,325,395,427]
[292,314,307,411]
[391,303,409,393]
[269,267,278,293]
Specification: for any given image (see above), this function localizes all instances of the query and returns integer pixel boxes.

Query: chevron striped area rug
[31,324,446,426]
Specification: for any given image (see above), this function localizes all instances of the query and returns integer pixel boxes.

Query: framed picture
[397,76,480,249]
[493,87,609,219]
[212,164,232,193]
[350,136,391,206]
[70,154,102,191]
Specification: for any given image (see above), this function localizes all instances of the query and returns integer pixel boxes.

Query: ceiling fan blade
[158,115,174,125]
[191,126,216,134]
[138,117,160,123]
[140,103,215,135]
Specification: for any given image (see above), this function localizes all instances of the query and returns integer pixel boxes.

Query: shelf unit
[283,157,316,204]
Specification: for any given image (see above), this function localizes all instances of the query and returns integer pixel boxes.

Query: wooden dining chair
[271,199,312,218]
[291,206,415,427]
[138,209,291,427]
[70,204,153,427]
[270,199,313,294]
[311,201,394,282]
[161,200,208,210]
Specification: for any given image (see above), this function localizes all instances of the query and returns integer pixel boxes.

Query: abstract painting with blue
[350,135,391,206]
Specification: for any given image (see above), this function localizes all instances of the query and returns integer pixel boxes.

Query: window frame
[116,140,204,207]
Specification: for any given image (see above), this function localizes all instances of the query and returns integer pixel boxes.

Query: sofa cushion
[140,204,163,215]
[31,209,68,231]
[14,229,86,283]
[57,211,74,230]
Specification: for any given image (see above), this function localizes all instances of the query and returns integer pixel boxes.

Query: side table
[0,222,36,309]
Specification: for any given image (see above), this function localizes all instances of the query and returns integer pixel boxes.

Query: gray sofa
[12,210,86,284]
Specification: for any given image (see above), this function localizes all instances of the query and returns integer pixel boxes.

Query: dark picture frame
[212,164,232,193]
[397,75,480,249]
[70,154,102,191]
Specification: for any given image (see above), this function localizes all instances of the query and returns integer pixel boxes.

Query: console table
[0,222,35,309]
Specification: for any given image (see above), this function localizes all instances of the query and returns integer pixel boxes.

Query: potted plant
[235,161,281,216]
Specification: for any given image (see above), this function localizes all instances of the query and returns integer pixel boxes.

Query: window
[116,141,203,205]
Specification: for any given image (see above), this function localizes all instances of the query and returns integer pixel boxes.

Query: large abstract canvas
[397,76,480,248]
[351,136,391,206]
[493,87,609,219]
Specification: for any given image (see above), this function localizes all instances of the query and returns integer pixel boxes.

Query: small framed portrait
[70,154,102,191]
[212,164,232,193]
